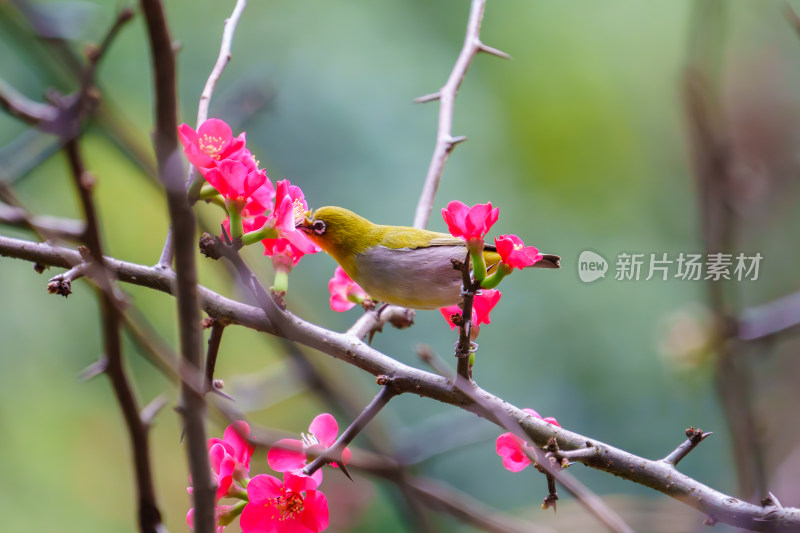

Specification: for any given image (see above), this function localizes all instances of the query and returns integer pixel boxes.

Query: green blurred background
[1,0,799,531]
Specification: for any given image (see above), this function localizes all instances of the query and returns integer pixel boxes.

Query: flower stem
[227,201,244,240]
[241,219,278,246]
[481,264,511,289]
[273,268,289,294]
[468,240,487,282]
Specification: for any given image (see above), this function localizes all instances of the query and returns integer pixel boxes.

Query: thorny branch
[413,0,508,229]
[303,384,398,477]
[138,0,213,531]
[2,234,799,531]
[65,133,163,531]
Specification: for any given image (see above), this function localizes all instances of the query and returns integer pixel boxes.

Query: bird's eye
[313,220,326,235]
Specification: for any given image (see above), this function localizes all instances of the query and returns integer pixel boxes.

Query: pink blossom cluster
[187,414,350,533]
[439,201,543,332]
[442,200,544,272]
[178,119,317,270]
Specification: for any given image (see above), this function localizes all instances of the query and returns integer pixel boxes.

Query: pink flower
[207,421,255,491]
[495,234,543,270]
[262,238,309,270]
[441,200,499,243]
[244,181,276,218]
[328,266,369,312]
[240,471,329,533]
[268,413,352,472]
[496,409,560,472]
[187,422,254,531]
[178,118,246,171]
[267,180,317,254]
[204,159,268,203]
[439,289,502,329]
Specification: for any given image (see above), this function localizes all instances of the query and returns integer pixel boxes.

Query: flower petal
[247,474,285,504]
[309,413,339,448]
[298,490,329,533]
[267,439,307,472]
[223,420,254,465]
[240,500,278,533]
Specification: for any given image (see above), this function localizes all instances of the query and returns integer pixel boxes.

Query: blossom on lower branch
[240,471,329,533]
[268,413,351,472]
[328,266,370,312]
[188,419,333,533]
[496,409,561,472]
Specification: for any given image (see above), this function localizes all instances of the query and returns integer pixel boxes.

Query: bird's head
[297,206,377,259]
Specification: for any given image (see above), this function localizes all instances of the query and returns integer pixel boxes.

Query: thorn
[78,357,107,381]
[210,385,236,402]
[762,491,783,509]
[414,92,441,104]
[141,394,169,425]
[477,42,511,60]
[337,461,354,481]
[220,224,232,246]
[448,135,467,146]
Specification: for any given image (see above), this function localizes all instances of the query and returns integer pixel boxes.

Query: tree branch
[138,0,213,530]
[413,0,507,229]
[64,137,163,532]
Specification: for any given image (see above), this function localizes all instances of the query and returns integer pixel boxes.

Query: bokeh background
[1,0,799,531]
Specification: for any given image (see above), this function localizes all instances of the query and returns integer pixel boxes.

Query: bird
[297,206,560,310]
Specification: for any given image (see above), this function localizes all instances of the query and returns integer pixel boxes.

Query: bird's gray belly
[353,245,466,309]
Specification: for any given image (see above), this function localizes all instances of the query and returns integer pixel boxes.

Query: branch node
[47,278,72,297]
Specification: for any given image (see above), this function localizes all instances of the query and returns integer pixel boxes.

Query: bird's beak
[296,210,313,232]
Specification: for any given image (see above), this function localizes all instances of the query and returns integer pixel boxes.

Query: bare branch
[738,290,800,341]
[203,318,226,392]
[303,384,397,476]
[138,0,213,530]
[346,305,415,340]
[662,427,713,467]
[65,134,164,532]
[413,0,507,229]
[0,201,85,241]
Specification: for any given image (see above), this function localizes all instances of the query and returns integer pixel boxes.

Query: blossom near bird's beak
[296,211,313,231]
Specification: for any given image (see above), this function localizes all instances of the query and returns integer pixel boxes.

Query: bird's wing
[428,237,561,269]
[381,228,561,269]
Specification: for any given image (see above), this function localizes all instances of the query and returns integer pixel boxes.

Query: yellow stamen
[292,198,306,226]
[271,492,305,521]
[198,134,225,159]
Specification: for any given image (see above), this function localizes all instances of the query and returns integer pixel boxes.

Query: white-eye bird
[298,206,560,310]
